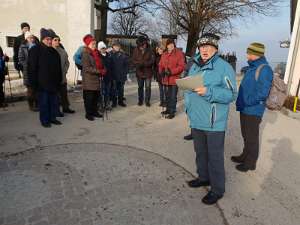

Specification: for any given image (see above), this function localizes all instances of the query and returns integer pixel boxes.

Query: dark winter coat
[159,48,185,86]
[100,52,112,83]
[28,43,62,92]
[154,53,162,82]
[13,34,25,71]
[132,47,154,79]
[81,47,106,91]
[18,43,33,86]
[110,50,129,82]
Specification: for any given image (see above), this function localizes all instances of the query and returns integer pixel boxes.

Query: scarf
[91,49,104,74]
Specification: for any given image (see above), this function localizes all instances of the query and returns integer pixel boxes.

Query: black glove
[164,68,171,76]
[138,63,144,70]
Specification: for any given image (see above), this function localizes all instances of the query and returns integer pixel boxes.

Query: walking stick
[6,62,13,102]
[293,79,300,112]
[99,75,108,121]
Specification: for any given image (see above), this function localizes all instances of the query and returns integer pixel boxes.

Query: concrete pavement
[0,83,300,225]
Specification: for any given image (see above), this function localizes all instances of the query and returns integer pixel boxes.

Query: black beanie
[40,28,53,41]
[21,22,30,30]
[48,29,59,39]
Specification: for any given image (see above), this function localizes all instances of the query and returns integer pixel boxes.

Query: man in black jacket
[28,28,62,128]
[13,22,30,73]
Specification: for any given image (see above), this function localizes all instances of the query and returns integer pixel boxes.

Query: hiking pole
[293,79,300,112]
[6,62,13,102]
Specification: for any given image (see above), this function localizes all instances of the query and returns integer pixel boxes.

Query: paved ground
[1,82,300,225]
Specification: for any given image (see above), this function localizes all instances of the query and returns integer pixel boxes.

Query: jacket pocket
[210,103,217,128]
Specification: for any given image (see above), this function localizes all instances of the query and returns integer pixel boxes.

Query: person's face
[100,48,106,54]
[157,48,164,55]
[113,45,120,52]
[88,41,97,50]
[199,45,217,62]
[52,37,60,48]
[247,54,260,61]
[167,43,175,52]
[26,36,34,44]
[42,37,52,47]
[22,27,30,34]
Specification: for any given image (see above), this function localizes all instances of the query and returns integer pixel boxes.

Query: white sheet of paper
[176,74,204,91]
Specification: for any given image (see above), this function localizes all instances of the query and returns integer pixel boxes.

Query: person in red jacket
[159,39,185,119]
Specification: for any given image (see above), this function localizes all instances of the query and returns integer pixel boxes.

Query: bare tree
[111,0,148,35]
[152,0,283,56]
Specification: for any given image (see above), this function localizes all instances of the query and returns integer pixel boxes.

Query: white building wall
[285,0,300,96]
[0,0,95,84]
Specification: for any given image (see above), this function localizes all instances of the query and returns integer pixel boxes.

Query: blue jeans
[158,82,166,105]
[192,128,226,196]
[111,80,125,104]
[137,77,151,103]
[38,91,59,124]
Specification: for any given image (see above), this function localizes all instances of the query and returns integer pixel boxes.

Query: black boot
[118,101,127,107]
[184,133,193,140]
[202,191,223,205]
[236,164,256,172]
[231,154,245,163]
[187,178,210,188]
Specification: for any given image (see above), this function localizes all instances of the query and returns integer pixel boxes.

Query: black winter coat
[28,43,62,92]
[110,51,129,82]
[13,34,25,71]
[100,53,112,83]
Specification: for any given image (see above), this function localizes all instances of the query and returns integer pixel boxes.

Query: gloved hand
[164,68,171,76]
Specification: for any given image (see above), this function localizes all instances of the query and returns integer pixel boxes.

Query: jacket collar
[248,56,268,68]
[194,53,219,70]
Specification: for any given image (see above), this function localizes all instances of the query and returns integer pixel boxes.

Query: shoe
[184,133,193,140]
[112,102,117,108]
[202,191,223,205]
[93,112,103,118]
[138,101,143,106]
[85,115,95,121]
[57,112,64,117]
[161,110,170,115]
[145,102,151,107]
[63,108,75,114]
[118,101,127,107]
[187,179,210,188]
[41,123,51,128]
[236,164,256,172]
[165,114,175,119]
[51,120,62,125]
[122,97,126,101]
[231,155,244,164]
[0,102,8,107]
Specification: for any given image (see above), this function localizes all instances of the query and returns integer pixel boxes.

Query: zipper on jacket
[210,104,217,128]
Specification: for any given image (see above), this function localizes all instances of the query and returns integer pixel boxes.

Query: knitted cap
[83,34,95,46]
[197,33,220,49]
[40,28,53,40]
[247,42,265,57]
[98,41,107,49]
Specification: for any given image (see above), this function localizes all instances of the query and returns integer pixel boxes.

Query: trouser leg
[137,77,144,103]
[158,82,165,105]
[168,85,178,114]
[83,90,94,116]
[0,76,4,104]
[192,128,209,181]
[145,78,151,104]
[38,91,50,124]
[49,92,59,121]
[59,83,70,111]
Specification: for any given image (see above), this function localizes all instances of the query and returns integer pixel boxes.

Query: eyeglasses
[53,39,60,42]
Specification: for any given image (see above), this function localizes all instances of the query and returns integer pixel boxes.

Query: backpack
[73,46,83,70]
[255,64,287,111]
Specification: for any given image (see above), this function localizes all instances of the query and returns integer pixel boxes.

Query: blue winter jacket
[184,54,237,132]
[236,56,273,117]
[73,46,84,67]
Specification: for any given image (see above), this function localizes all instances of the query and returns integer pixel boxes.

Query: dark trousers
[0,76,4,104]
[240,113,262,168]
[158,82,166,105]
[38,91,59,124]
[137,77,151,103]
[192,128,225,196]
[165,85,178,114]
[83,90,99,116]
[111,80,125,103]
[27,86,38,109]
[103,79,111,106]
[58,83,70,111]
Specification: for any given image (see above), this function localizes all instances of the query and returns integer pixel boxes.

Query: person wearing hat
[110,41,129,107]
[81,34,107,121]
[158,38,185,119]
[18,31,39,111]
[51,33,75,115]
[132,36,154,107]
[185,33,237,205]
[13,22,30,73]
[233,43,273,172]
[98,41,113,110]
[28,28,63,128]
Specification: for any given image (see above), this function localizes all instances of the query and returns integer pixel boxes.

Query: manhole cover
[0,143,224,225]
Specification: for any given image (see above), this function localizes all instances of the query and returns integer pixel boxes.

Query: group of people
[1,23,275,206]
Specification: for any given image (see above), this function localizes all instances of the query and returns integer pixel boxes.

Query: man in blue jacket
[233,43,273,172]
[185,33,237,205]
